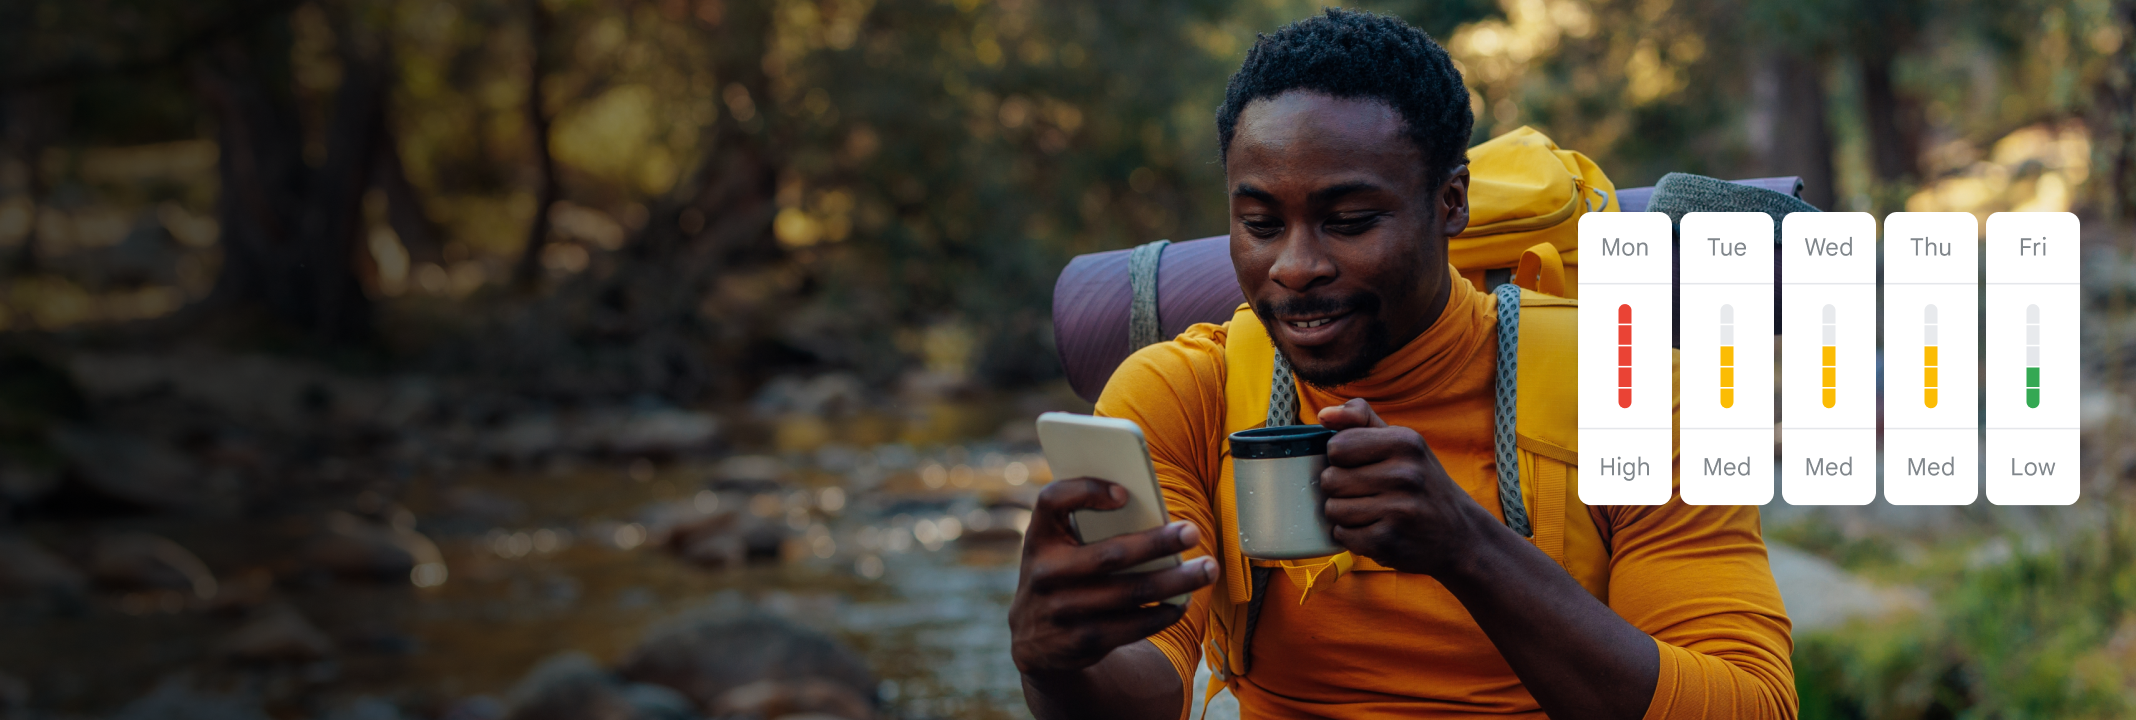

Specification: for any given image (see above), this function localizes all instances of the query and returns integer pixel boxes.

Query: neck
[1389,263,1453,351]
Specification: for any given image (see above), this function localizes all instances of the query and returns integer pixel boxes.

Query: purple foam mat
[1053,235,1242,402]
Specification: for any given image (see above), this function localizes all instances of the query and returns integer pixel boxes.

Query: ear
[1438,164,1471,239]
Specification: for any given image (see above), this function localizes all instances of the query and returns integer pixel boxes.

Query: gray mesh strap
[1128,240,1171,350]
[1267,351,1299,428]
[1242,342,1302,677]
[1494,282,1533,537]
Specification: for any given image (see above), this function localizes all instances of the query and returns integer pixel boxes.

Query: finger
[1319,461,1416,499]
[1316,398,1388,431]
[1050,557,1217,616]
[1325,426,1424,468]
[1034,521,1200,591]
[1059,605,1192,658]
[1330,518,1397,554]
[1322,494,1401,529]
[1025,477,1128,545]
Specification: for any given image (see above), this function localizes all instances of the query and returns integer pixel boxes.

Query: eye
[1239,216,1283,238]
[1325,212,1386,235]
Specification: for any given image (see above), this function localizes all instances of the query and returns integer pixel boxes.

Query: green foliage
[1,0,2125,390]
[1796,514,2136,719]
[1768,516,1901,574]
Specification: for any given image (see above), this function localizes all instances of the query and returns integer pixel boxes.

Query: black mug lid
[1229,425,1335,459]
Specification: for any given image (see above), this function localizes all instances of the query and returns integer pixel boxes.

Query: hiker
[1009,9,1793,720]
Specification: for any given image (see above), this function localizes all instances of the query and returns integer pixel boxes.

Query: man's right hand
[1009,477,1219,675]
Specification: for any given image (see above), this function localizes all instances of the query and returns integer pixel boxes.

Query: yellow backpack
[1448,126,1619,299]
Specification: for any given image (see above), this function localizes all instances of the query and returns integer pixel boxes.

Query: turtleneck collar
[1294,266,1493,410]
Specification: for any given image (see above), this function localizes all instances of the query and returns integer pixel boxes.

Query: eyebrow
[1309,181,1383,204]
[1229,180,1387,206]
[1231,184,1277,203]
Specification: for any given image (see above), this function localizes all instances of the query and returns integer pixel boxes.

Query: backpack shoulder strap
[1504,282,1612,601]
[1492,282,1535,538]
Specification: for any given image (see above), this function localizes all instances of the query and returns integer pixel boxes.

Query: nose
[1267,230,1336,294]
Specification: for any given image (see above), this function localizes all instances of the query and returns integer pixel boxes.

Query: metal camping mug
[1229,425,1341,560]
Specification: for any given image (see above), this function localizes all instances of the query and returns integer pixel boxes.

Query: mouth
[1273,309,1353,347]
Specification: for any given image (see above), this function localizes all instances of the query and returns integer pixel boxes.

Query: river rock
[648,508,786,569]
[503,653,696,720]
[711,678,872,720]
[601,409,720,456]
[220,604,335,663]
[0,536,87,601]
[49,427,199,511]
[91,533,218,601]
[307,511,446,584]
[109,675,272,720]
[0,669,26,716]
[615,610,874,715]
[486,409,720,461]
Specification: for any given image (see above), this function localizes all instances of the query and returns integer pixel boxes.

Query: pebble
[615,609,875,715]
[0,536,87,601]
[307,511,446,584]
[220,604,336,662]
[90,532,218,600]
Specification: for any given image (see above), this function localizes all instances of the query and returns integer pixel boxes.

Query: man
[1009,9,1793,720]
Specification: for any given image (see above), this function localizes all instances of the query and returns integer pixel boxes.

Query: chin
[1278,336,1385,390]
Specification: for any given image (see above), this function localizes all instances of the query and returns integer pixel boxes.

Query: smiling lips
[1274,310,1353,347]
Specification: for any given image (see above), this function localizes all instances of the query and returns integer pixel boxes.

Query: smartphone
[1034,413,1185,602]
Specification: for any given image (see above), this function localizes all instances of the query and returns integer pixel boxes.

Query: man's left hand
[1317,397,1495,576]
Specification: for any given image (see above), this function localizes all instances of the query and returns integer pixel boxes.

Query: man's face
[1227,90,1470,388]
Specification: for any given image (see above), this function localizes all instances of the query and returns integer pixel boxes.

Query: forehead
[1226,91,1421,183]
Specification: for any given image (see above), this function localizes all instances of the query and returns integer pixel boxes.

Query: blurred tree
[512,0,561,290]
[190,13,382,344]
[2095,0,2136,225]
[4,0,2123,397]
[1,0,452,343]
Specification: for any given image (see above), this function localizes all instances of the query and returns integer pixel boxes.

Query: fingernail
[1196,556,1218,580]
[1110,485,1127,503]
[1173,521,1199,545]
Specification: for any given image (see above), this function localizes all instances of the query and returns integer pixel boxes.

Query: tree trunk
[373,127,444,265]
[1858,44,1926,186]
[191,25,378,345]
[2094,0,2136,227]
[1750,49,1838,210]
[514,0,559,290]
[1,87,67,275]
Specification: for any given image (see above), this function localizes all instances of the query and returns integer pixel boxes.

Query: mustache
[1254,291,1382,322]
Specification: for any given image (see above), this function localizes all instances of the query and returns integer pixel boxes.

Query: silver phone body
[1034,413,1186,592]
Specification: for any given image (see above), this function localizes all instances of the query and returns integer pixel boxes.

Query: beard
[1254,290,1395,390]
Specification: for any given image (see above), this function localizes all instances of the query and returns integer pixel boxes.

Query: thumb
[1316,398,1387,430]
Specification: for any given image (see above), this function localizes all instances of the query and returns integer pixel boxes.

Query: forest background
[4,0,2136,718]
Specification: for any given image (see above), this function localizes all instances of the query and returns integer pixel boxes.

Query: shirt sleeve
[1605,351,1797,720]
[1092,323,1231,719]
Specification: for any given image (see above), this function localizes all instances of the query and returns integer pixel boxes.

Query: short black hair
[1216,8,1474,187]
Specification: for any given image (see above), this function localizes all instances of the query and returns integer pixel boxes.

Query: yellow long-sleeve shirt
[1094,277,1795,719]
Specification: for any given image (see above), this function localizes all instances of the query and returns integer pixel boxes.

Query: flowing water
[2,403,1061,719]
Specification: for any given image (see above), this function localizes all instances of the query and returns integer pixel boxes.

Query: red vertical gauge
[1617,304,1633,408]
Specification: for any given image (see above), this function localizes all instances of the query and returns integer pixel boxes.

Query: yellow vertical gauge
[1821,304,1837,408]
[1719,304,1736,409]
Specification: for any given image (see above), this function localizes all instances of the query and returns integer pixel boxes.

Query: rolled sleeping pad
[1051,176,1809,403]
[1054,235,1243,402]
